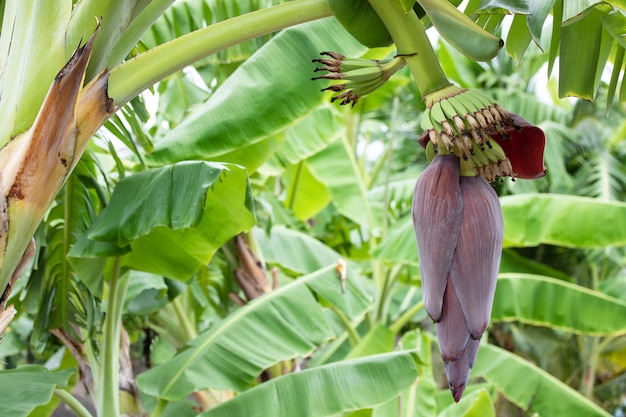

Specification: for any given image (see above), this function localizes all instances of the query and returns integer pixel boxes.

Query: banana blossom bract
[412,155,503,402]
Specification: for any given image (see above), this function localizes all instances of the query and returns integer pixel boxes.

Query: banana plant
[1,0,626,416]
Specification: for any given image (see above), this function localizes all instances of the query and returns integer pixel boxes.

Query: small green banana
[429,101,447,124]
[341,66,383,82]
[421,108,434,131]
[417,0,503,62]
[440,98,458,120]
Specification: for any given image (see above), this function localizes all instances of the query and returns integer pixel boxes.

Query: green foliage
[3,1,626,417]
[0,366,73,417]
[199,352,420,417]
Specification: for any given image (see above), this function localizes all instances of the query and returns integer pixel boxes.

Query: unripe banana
[421,108,434,131]
[341,66,383,82]
[429,100,447,124]
[440,98,458,120]
[417,0,503,62]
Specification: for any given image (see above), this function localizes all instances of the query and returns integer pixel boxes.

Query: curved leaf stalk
[379,97,400,240]
[365,0,451,97]
[375,264,404,324]
[151,398,168,417]
[287,161,304,211]
[53,388,94,417]
[108,0,334,107]
[390,301,425,334]
[97,256,131,417]
[330,305,361,347]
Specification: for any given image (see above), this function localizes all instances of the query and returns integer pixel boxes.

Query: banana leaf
[69,161,256,281]
[500,193,626,248]
[473,343,611,417]
[137,264,368,400]
[0,365,73,417]
[146,18,366,167]
[492,273,626,336]
[307,139,383,227]
[253,226,371,318]
[199,351,420,417]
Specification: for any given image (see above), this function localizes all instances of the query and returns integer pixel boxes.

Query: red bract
[491,112,546,180]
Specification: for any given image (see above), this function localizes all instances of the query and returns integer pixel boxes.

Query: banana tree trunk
[0,27,113,324]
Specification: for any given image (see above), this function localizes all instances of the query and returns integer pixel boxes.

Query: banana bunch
[312,52,406,106]
[421,85,516,182]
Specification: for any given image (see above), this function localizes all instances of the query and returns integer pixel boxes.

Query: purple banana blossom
[412,155,504,402]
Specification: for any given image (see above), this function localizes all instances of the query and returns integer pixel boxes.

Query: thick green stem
[109,0,333,106]
[151,398,168,417]
[172,294,197,341]
[366,0,450,97]
[53,388,94,417]
[98,257,130,417]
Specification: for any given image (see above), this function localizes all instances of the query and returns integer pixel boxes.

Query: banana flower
[412,155,503,401]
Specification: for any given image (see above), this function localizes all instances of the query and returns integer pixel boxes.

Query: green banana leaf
[500,193,626,248]
[146,18,366,166]
[0,365,73,417]
[346,324,395,359]
[370,215,419,266]
[307,139,382,227]
[492,273,626,336]
[560,4,613,101]
[253,226,371,318]
[437,389,495,417]
[473,344,611,417]
[283,161,332,220]
[499,249,572,281]
[137,264,368,400]
[198,351,420,417]
[69,161,255,281]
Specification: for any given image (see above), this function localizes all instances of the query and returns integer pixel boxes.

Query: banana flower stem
[366,0,451,97]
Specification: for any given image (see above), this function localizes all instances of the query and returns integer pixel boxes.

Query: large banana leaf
[146,18,366,166]
[492,274,626,336]
[500,193,626,248]
[68,161,255,280]
[0,365,73,417]
[473,344,611,417]
[137,264,367,400]
[199,351,420,417]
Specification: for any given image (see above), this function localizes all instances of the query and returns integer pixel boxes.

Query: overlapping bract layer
[412,155,503,402]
